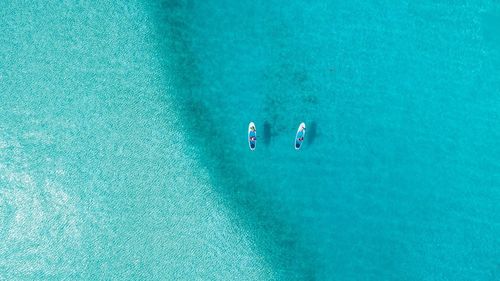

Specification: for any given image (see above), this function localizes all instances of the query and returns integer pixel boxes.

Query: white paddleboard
[294,122,306,150]
[248,122,256,150]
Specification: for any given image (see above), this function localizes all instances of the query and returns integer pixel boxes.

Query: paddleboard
[248,122,256,150]
[294,122,306,150]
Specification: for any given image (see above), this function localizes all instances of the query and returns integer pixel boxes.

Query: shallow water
[1,0,500,280]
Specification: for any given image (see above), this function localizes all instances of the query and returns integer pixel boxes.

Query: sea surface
[1,1,500,280]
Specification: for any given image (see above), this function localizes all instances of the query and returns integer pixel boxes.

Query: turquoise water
[1,0,500,280]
